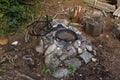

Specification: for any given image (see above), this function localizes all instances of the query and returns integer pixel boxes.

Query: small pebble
[93,50,97,55]
[79,74,82,76]
[86,45,92,51]
[11,41,18,46]
[99,45,103,47]
[78,48,83,54]
[37,74,41,77]
[59,64,63,67]
[106,35,109,38]
[92,58,97,62]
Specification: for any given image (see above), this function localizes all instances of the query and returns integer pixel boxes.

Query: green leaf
[0,13,4,18]
[0,0,9,4]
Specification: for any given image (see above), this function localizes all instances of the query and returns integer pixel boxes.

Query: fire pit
[55,29,78,42]
[35,20,96,78]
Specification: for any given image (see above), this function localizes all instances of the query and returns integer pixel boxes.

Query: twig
[14,70,35,80]
[102,10,107,17]
[25,30,30,43]
[94,0,97,6]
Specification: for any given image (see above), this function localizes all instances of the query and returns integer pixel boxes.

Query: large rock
[67,47,77,57]
[57,41,67,48]
[80,51,93,64]
[64,58,81,69]
[45,54,60,68]
[35,45,44,53]
[53,68,70,78]
[73,40,81,49]
[86,45,93,51]
[45,44,57,56]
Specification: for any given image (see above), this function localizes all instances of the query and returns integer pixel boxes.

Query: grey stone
[45,54,53,65]
[45,53,60,68]
[80,42,86,50]
[73,40,81,48]
[56,48,63,56]
[45,44,57,56]
[35,45,44,53]
[67,47,77,57]
[77,34,83,40]
[86,45,93,51]
[50,58,61,68]
[80,51,93,64]
[59,54,68,61]
[57,41,67,48]
[68,26,78,32]
[53,68,70,78]
[66,45,73,51]
[80,35,87,41]
[93,50,97,55]
[51,19,69,26]
[78,48,83,54]
[64,58,81,69]
[73,42,79,49]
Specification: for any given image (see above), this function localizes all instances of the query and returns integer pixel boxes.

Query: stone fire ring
[36,23,96,79]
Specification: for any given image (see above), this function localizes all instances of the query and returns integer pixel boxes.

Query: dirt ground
[0,0,120,80]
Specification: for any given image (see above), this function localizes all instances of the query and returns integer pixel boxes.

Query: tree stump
[85,16,104,36]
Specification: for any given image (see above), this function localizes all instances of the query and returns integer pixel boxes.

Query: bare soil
[0,0,120,80]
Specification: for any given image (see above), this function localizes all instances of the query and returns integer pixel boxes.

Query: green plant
[68,65,76,76]
[42,64,51,75]
[0,0,30,38]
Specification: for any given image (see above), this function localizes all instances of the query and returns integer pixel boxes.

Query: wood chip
[113,7,120,17]
[86,0,116,12]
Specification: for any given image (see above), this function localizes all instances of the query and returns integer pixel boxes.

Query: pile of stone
[36,23,96,78]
